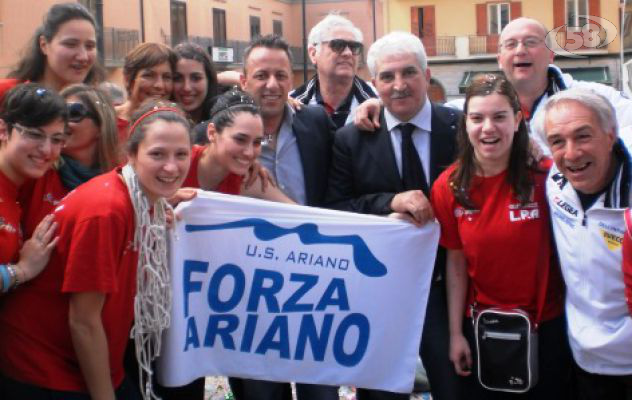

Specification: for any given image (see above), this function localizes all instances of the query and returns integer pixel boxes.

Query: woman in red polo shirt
[0,101,192,400]
[183,88,291,201]
[0,3,101,104]
[19,84,120,240]
[430,75,569,399]
[0,83,66,293]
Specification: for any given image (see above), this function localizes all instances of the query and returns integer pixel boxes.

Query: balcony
[103,27,140,67]
[435,36,456,56]
[468,35,498,55]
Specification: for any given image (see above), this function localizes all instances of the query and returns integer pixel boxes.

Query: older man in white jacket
[536,87,632,399]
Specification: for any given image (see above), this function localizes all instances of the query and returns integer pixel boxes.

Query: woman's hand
[17,214,59,282]
[449,333,472,376]
[166,188,198,226]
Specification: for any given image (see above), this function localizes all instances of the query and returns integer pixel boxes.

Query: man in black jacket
[291,13,377,129]
[232,34,338,400]
[326,31,461,400]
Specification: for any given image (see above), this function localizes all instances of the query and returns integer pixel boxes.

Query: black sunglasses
[67,102,96,123]
[324,39,363,55]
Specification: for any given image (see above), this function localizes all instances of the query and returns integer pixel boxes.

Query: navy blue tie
[400,123,429,195]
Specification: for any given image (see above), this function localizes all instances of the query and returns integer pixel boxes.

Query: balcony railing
[468,35,487,55]
[468,35,498,55]
[436,36,456,56]
[103,27,140,67]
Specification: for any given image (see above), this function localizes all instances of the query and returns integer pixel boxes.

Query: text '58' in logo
[546,15,617,58]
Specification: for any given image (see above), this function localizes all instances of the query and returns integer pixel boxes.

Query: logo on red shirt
[508,202,540,222]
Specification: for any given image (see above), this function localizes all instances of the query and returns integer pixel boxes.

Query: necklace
[262,133,275,146]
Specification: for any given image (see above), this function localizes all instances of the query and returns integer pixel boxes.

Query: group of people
[0,2,631,400]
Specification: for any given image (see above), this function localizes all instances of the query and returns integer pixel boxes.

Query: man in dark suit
[326,31,461,400]
[232,34,338,400]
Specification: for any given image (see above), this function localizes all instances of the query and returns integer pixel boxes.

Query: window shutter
[589,0,600,17]
[553,0,565,29]
[411,7,420,37]
[510,2,522,19]
[476,3,487,35]
[422,6,436,56]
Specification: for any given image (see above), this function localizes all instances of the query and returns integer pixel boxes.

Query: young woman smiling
[0,100,193,400]
[430,75,569,399]
[0,84,66,293]
[173,42,219,125]
[183,88,291,201]
[0,3,102,102]
[18,84,120,240]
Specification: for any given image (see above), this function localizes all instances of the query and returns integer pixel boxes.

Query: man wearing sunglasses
[291,14,377,129]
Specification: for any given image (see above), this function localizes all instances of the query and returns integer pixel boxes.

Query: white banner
[157,191,439,393]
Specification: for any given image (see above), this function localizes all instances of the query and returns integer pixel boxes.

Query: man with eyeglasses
[291,14,377,129]
[496,17,632,154]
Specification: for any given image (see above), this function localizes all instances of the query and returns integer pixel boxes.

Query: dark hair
[174,42,219,122]
[127,100,191,155]
[450,74,535,209]
[209,88,260,133]
[1,83,68,131]
[61,84,119,171]
[8,3,103,85]
[123,42,178,94]
[243,35,293,74]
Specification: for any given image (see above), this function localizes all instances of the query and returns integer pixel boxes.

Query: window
[273,20,283,37]
[250,16,261,40]
[79,0,97,16]
[170,0,187,46]
[213,8,227,47]
[488,3,510,34]
[566,0,588,27]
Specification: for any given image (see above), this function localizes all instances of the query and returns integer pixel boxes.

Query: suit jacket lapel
[367,112,403,191]
[429,104,457,184]
[292,112,317,205]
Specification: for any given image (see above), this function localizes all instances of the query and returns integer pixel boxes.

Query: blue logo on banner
[186,218,387,277]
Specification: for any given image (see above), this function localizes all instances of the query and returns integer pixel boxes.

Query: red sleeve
[623,209,632,315]
[0,79,21,107]
[62,214,127,294]
[430,169,463,250]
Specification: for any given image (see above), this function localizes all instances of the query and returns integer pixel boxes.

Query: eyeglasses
[13,123,67,148]
[500,37,544,51]
[67,102,96,123]
[321,39,363,55]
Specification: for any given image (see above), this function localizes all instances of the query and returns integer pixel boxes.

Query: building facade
[0,0,384,87]
[384,0,625,100]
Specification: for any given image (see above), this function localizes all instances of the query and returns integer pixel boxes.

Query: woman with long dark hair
[0,3,102,102]
[173,42,219,125]
[430,75,570,399]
